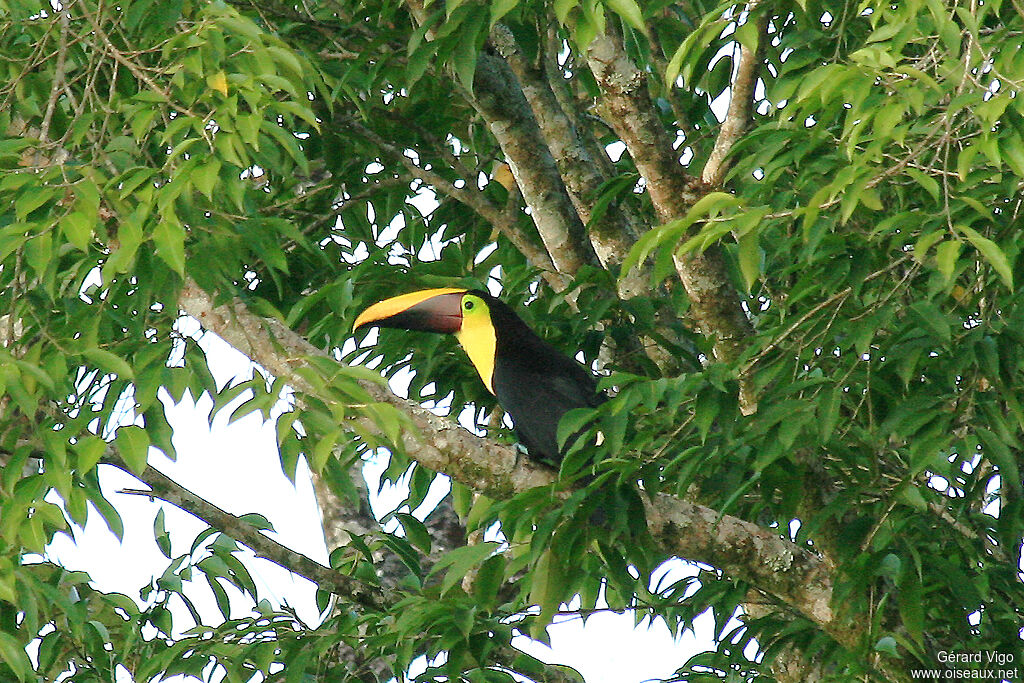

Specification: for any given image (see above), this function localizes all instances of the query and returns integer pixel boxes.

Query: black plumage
[480,292,605,466]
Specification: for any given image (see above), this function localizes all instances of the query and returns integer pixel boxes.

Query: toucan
[353,288,605,467]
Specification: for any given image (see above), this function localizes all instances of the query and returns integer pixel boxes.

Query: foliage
[1,0,1022,680]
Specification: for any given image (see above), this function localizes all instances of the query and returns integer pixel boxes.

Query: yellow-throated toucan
[353,288,605,466]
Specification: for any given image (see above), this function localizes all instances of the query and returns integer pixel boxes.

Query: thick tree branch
[584,31,704,219]
[488,24,646,297]
[645,495,849,647]
[585,28,758,413]
[469,51,599,278]
[178,279,553,500]
[487,25,687,375]
[177,280,847,641]
[176,284,585,681]
[396,0,597,283]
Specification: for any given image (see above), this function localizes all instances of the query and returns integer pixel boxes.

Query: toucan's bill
[353,287,467,334]
[354,287,498,393]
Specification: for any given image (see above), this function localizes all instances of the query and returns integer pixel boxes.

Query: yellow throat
[454,293,497,395]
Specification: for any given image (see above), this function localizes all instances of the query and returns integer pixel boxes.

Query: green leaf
[528,547,563,638]
[192,159,221,200]
[818,387,841,442]
[238,513,275,532]
[897,484,928,511]
[74,436,108,474]
[154,508,172,558]
[957,144,980,181]
[472,554,506,608]
[934,239,961,283]
[622,192,740,276]
[737,231,760,291]
[898,565,924,648]
[131,109,159,141]
[604,0,644,32]
[874,636,899,656]
[905,167,939,201]
[395,513,432,554]
[977,427,1022,496]
[956,225,1014,290]
[14,186,55,220]
[665,18,728,87]
[153,221,186,275]
[452,12,483,91]
[115,425,151,476]
[490,0,519,25]
[912,231,943,264]
[0,631,32,682]
[215,13,263,42]
[102,215,144,279]
[310,428,339,472]
[82,348,135,379]
[24,231,52,281]
[60,212,95,252]
[909,301,950,343]
[1003,133,1024,177]
[554,0,578,23]
[430,542,500,594]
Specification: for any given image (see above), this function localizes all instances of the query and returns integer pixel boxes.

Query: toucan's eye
[464,300,474,310]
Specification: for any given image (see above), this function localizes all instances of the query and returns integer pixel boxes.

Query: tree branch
[702,13,768,187]
[178,279,554,500]
[340,117,572,295]
[104,451,579,682]
[469,51,599,279]
[645,494,850,647]
[111,456,392,612]
[177,279,845,641]
[585,28,758,413]
[397,0,597,284]
[488,24,646,296]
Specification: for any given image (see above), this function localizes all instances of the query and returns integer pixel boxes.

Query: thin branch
[741,287,853,373]
[342,118,571,294]
[80,3,203,125]
[702,12,768,187]
[110,457,391,612]
[39,5,72,143]
[108,451,573,681]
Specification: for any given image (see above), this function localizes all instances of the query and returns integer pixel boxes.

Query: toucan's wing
[492,352,604,466]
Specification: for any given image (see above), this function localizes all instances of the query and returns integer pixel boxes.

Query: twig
[742,287,853,373]
[80,3,204,127]
[585,26,755,411]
